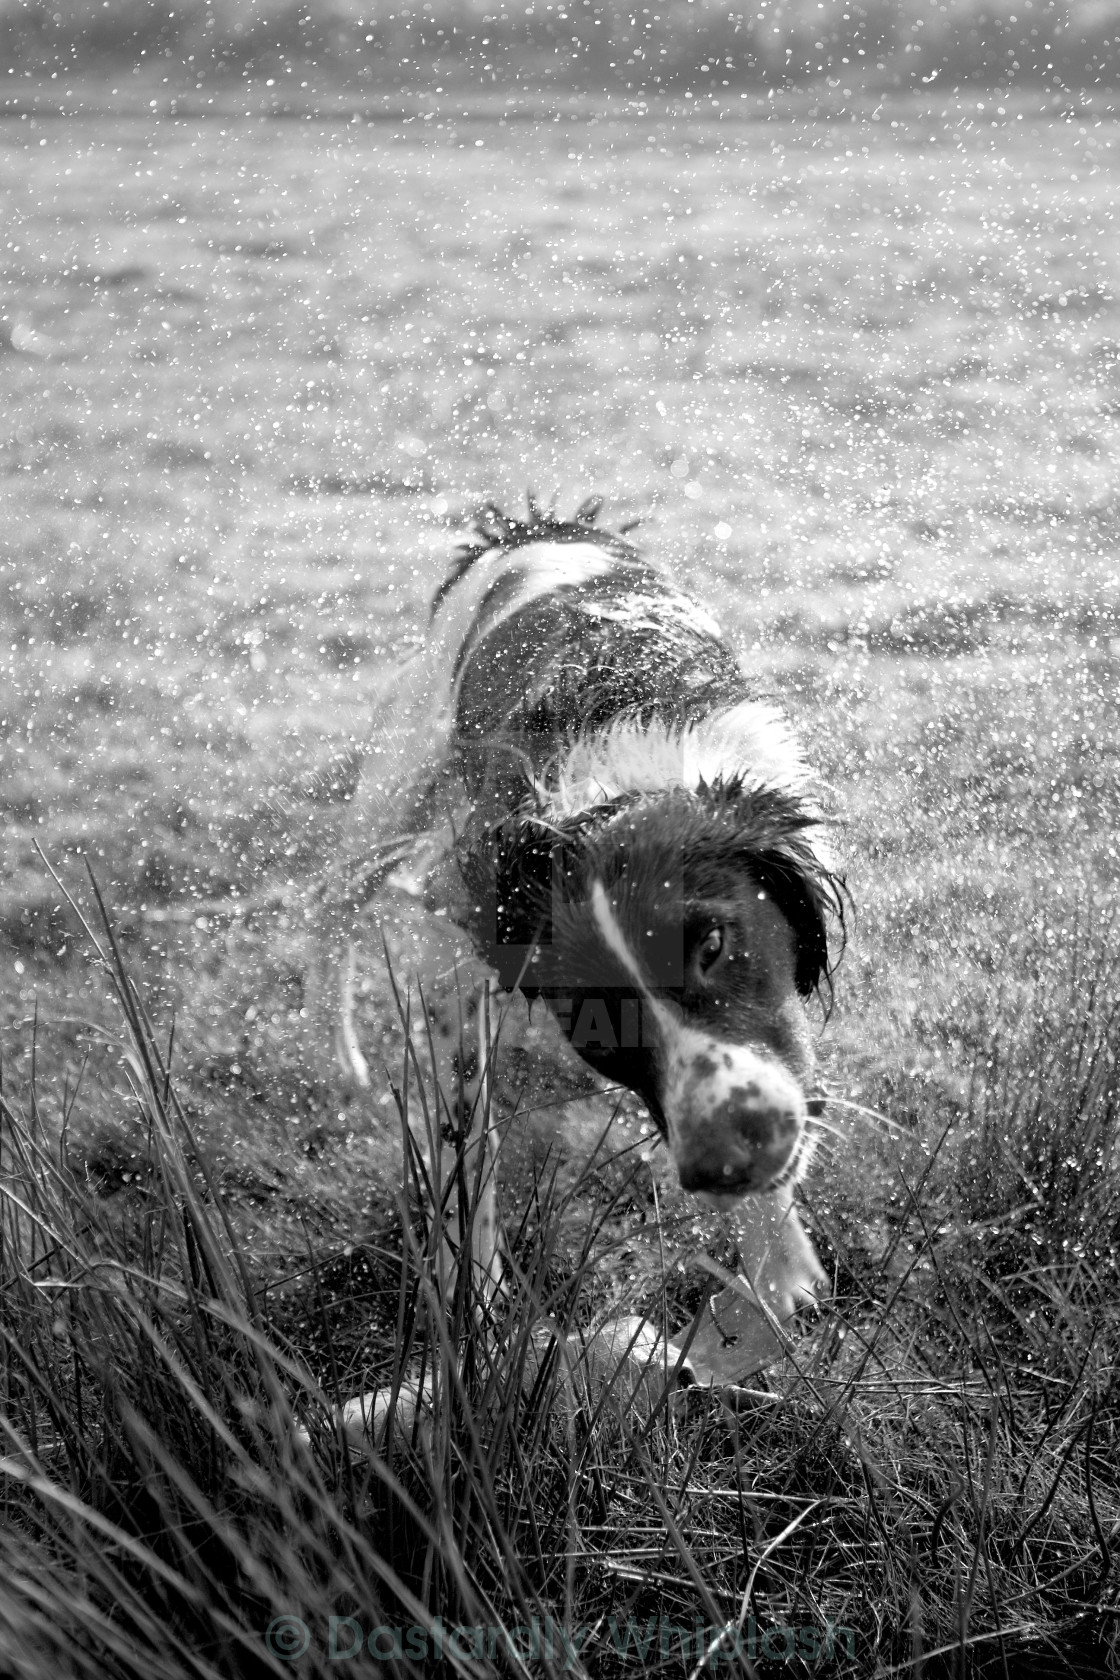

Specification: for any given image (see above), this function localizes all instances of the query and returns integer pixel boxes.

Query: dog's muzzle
[660,1029,807,1197]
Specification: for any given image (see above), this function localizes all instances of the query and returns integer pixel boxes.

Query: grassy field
[3,88,1120,1675]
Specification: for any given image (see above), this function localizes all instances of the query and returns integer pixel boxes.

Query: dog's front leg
[731,1186,828,1323]
[676,1189,828,1389]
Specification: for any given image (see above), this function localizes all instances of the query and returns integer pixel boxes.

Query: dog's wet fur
[320,497,844,1219]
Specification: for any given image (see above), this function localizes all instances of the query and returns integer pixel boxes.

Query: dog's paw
[300,1381,431,1455]
[553,1317,684,1422]
[730,1192,829,1321]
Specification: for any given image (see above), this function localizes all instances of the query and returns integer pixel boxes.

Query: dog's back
[338,498,753,873]
[437,502,744,804]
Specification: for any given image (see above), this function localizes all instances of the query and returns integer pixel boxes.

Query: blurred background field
[2,61,1120,1676]
[2,0,1120,90]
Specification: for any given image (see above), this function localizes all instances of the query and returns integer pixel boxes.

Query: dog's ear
[482,799,638,947]
[461,813,587,982]
[698,779,846,1000]
[750,840,846,999]
[493,821,565,948]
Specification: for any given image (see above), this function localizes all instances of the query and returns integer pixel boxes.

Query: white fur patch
[580,585,723,643]
[588,880,660,1010]
[541,700,813,817]
[475,539,624,609]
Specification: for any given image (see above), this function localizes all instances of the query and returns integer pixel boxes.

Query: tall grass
[0,873,764,1679]
[1,0,1118,87]
[3,874,1120,1675]
[952,909,1120,1369]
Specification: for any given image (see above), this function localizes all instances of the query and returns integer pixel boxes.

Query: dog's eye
[695,926,725,974]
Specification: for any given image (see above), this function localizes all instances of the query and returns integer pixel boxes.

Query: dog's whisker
[818,1095,903,1134]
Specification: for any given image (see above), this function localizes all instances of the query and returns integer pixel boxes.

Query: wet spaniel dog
[319,497,844,1339]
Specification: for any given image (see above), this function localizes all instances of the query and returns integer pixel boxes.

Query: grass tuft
[3,875,1120,1676]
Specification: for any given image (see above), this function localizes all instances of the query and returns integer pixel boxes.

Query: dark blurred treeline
[2,0,1118,86]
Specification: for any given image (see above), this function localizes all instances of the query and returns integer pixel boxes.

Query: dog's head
[476,783,844,1201]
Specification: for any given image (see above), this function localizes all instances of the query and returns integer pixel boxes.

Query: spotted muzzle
[660,1027,808,1197]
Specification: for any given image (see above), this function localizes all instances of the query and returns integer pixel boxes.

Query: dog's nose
[661,1033,807,1196]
